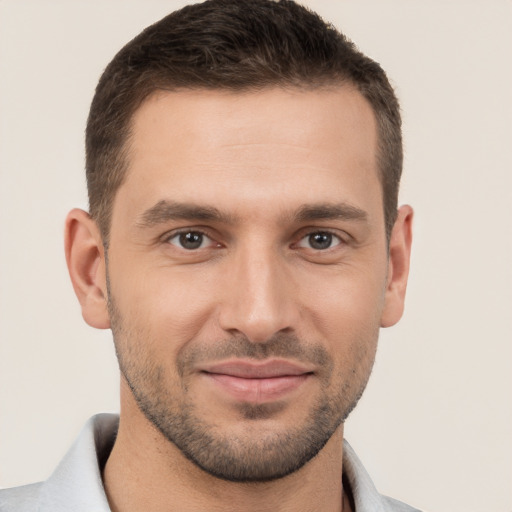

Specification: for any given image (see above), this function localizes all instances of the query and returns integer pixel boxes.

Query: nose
[218,245,299,343]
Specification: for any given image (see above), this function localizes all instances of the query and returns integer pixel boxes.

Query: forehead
[129,86,377,164]
[115,86,381,224]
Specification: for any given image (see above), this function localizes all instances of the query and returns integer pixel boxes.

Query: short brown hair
[86,0,402,241]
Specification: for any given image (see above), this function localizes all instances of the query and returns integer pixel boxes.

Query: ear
[380,205,413,328]
[64,208,110,329]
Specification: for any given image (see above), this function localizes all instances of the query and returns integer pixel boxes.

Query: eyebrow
[136,200,236,228]
[293,203,368,223]
[136,199,368,229]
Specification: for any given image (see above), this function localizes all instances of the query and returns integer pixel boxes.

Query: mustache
[177,332,332,377]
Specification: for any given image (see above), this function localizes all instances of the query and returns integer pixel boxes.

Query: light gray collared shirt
[0,414,421,511]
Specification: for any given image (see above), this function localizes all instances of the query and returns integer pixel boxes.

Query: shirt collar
[38,413,392,512]
[39,413,117,512]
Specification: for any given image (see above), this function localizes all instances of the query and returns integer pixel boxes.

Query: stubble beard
[107,294,377,483]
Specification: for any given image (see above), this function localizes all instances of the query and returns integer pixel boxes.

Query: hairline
[95,81,395,248]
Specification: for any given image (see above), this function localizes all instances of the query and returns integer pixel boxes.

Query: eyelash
[295,230,344,251]
[164,229,218,250]
[163,228,347,252]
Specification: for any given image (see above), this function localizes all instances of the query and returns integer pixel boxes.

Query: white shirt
[0,414,421,511]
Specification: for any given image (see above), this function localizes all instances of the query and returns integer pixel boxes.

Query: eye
[297,231,342,250]
[167,231,215,250]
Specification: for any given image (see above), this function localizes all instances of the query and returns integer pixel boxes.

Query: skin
[65,86,413,512]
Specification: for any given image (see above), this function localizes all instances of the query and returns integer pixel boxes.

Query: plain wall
[0,1,511,511]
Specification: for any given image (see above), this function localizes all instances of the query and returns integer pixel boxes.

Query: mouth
[200,359,314,403]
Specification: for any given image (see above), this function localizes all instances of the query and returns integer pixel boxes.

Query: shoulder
[0,482,42,512]
[343,440,424,512]
[0,414,118,512]
[382,495,423,512]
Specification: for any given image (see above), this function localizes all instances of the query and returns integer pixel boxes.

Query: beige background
[1,1,511,511]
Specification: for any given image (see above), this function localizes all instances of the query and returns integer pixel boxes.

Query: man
[0,1,417,510]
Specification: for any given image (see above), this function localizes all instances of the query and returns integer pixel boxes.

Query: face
[104,87,395,481]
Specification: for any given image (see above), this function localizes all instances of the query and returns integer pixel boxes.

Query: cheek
[109,260,222,349]
[301,265,387,337]
[298,266,384,387]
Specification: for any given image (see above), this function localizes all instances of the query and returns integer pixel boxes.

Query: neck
[103,393,347,512]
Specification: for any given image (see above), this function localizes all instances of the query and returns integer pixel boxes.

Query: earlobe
[380,205,413,328]
[64,208,110,329]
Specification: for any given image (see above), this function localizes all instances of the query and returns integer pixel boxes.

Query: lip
[200,359,314,403]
